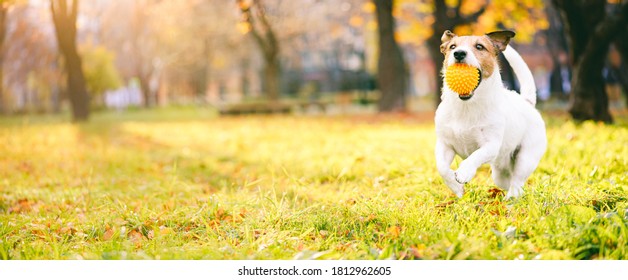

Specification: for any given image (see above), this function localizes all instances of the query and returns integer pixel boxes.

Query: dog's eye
[475,44,484,50]
[449,44,456,50]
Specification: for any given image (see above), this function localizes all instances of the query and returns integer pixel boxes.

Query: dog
[434,30,547,199]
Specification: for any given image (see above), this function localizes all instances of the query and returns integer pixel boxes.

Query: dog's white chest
[439,124,483,158]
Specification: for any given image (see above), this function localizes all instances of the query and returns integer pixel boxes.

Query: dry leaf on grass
[128,230,144,248]
[102,225,114,241]
[488,188,505,198]
[9,199,36,214]
[436,200,455,209]
[387,225,401,238]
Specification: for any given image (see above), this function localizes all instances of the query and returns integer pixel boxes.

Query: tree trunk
[51,0,89,121]
[569,47,612,123]
[237,0,281,103]
[264,54,279,101]
[373,0,407,112]
[63,45,90,120]
[552,0,628,123]
[613,28,628,107]
[240,57,250,97]
[139,75,152,107]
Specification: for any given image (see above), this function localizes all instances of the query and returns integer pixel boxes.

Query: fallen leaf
[387,225,401,238]
[253,229,265,239]
[239,208,248,218]
[59,226,76,235]
[361,214,376,222]
[408,246,423,259]
[436,200,455,209]
[9,198,34,213]
[29,223,48,239]
[103,227,114,241]
[488,188,505,198]
[478,200,507,216]
[128,230,144,247]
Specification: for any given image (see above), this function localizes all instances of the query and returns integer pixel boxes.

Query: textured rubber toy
[445,64,481,95]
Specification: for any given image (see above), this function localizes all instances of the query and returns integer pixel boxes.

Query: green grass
[1,108,627,260]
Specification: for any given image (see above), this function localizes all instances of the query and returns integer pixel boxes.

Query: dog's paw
[454,167,476,184]
[505,186,523,199]
[445,179,464,198]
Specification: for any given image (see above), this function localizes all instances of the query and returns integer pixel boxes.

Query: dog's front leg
[454,140,501,184]
[435,139,464,197]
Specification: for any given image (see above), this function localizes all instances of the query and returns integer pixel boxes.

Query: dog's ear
[486,30,515,52]
[440,30,457,54]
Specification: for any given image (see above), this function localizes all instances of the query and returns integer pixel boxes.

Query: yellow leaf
[103,227,114,241]
[387,225,401,238]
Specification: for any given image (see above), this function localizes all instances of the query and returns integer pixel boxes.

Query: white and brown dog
[434,30,546,199]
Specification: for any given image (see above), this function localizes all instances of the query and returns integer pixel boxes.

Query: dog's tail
[503,45,536,106]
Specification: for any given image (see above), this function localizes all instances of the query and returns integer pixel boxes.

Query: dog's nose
[453,50,467,61]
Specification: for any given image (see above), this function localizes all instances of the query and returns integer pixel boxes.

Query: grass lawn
[1,108,627,260]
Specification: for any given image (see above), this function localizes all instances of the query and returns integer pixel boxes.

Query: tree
[129,0,156,107]
[373,0,408,112]
[610,5,628,108]
[50,0,89,121]
[81,45,122,98]
[2,4,60,114]
[552,0,628,123]
[237,0,280,102]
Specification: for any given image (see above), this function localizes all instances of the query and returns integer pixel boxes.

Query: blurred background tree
[50,0,89,121]
[237,0,280,103]
[0,0,20,114]
[81,45,122,104]
[552,0,628,123]
[0,2,7,114]
[373,0,408,112]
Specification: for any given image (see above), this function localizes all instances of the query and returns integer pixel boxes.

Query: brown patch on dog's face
[473,36,499,78]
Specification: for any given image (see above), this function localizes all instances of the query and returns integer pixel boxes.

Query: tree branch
[455,0,465,20]
[237,0,277,58]
[252,0,278,58]
[591,2,628,48]
[456,3,488,26]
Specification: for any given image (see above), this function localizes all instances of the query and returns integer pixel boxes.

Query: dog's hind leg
[491,164,512,192]
[506,143,545,199]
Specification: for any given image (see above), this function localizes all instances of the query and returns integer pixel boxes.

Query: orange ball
[445,64,481,95]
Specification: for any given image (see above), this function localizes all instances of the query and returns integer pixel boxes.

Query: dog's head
[440,30,515,100]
